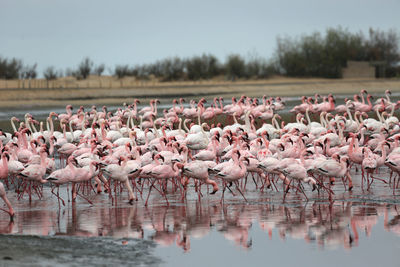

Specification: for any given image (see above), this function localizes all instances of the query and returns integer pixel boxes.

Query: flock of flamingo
[0,89,399,221]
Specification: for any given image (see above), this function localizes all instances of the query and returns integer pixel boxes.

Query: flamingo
[46,156,76,205]
[19,146,48,184]
[281,161,317,198]
[0,182,14,221]
[70,161,100,203]
[215,150,249,201]
[184,123,209,150]
[316,155,353,191]
[102,156,136,204]
[354,94,373,113]
[176,160,219,194]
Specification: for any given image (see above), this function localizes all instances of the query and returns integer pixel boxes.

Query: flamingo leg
[235,183,248,202]
[76,191,93,205]
[145,179,156,206]
[51,186,65,206]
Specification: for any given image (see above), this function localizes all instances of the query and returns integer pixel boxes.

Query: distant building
[369,61,387,78]
[342,61,375,79]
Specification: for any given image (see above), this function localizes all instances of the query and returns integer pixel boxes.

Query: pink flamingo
[18,146,49,200]
[103,156,136,204]
[46,156,76,206]
[281,158,317,199]
[290,96,310,114]
[215,150,249,201]
[70,161,100,204]
[144,162,182,206]
[58,104,73,122]
[0,152,9,180]
[139,99,155,114]
[177,160,219,195]
[316,155,353,191]
[0,181,14,221]
[335,97,350,113]
[354,94,373,113]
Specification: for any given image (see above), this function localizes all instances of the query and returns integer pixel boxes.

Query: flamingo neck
[68,121,75,137]
[376,109,383,123]
[2,154,8,170]
[21,132,29,149]
[62,124,67,139]
[25,117,32,132]
[219,98,224,110]
[151,117,160,138]
[338,124,344,143]
[305,109,311,125]
[349,135,357,153]
[366,96,372,108]
[173,162,181,176]
[360,92,366,104]
[244,111,251,131]
[197,105,202,125]
[390,103,395,117]
[10,118,17,133]
[330,97,335,110]
[232,114,238,125]
[346,104,354,123]
[40,151,47,167]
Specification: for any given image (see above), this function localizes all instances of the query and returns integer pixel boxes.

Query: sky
[0,0,399,76]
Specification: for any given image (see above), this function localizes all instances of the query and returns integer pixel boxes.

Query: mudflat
[0,77,399,109]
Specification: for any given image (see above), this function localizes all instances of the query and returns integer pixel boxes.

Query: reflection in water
[0,189,399,252]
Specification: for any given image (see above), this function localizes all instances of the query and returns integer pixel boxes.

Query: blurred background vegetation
[0,27,399,83]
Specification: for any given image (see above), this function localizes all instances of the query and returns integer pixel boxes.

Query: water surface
[0,92,399,266]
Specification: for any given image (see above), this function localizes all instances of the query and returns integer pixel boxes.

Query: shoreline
[0,77,399,109]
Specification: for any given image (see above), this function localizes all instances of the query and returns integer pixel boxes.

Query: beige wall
[342,61,375,79]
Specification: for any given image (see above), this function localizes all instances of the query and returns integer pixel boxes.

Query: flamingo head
[22,128,32,136]
[241,157,250,165]
[342,156,351,167]
[2,151,10,161]
[278,143,285,151]
[41,145,50,155]
[38,135,46,144]
[174,162,185,169]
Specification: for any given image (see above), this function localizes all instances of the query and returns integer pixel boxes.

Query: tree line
[0,27,399,82]
[276,27,400,78]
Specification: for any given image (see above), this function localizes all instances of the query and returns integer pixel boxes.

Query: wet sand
[0,235,161,266]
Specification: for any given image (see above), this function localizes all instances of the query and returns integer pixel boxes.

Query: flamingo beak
[312,183,317,191]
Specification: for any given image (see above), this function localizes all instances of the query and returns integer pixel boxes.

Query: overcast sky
[0,0,399,75]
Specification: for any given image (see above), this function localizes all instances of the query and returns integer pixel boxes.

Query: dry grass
[0,76,399,109]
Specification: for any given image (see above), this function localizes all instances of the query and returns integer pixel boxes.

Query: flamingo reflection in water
[1,89,400,250]
[1,193,399,252]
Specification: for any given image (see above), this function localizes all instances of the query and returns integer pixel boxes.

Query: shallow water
[0,170,399,266]
[0,92,400,266]
[1,91,399,132]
